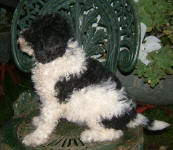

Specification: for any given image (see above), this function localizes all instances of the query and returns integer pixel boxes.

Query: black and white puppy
[18,14,170,147]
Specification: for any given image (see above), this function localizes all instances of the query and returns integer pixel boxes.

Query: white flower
[138,23,162,65]
[143,36,162,53]
[134,0,139,3]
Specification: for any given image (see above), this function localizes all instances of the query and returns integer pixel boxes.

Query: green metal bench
[11,0,140,73]
[0,0,142,149]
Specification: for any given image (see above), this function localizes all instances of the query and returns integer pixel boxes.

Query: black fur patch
[21,14,72,64]
[102,108,137,130]
[144,119,153,129]
[55,58,122,103]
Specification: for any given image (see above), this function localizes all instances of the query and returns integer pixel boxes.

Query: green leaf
[136,0,173,30]
[134,46,173,87]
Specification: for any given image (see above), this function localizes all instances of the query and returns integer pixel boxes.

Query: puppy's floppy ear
[18,37,34,56]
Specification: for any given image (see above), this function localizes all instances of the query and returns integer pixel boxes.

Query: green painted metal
[11,0,140,73]
[117,0,141,73]
[0,91,143,150]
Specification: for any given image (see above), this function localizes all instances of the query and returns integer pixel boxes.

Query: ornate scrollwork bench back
[11,0,140,73]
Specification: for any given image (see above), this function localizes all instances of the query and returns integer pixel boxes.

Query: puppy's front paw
[32,116,41,127]
[22,133,47,147]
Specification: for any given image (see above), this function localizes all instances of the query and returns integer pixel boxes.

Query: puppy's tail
[127,113,170,131]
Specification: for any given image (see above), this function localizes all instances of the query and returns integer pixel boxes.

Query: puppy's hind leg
[22,98,62,147]
[80,121,123,143]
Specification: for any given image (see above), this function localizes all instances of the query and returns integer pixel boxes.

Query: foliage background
[134,0,173,87]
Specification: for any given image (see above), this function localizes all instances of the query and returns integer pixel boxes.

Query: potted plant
[117,0,173,105]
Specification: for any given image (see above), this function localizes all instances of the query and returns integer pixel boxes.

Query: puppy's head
[18,14,72,64]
